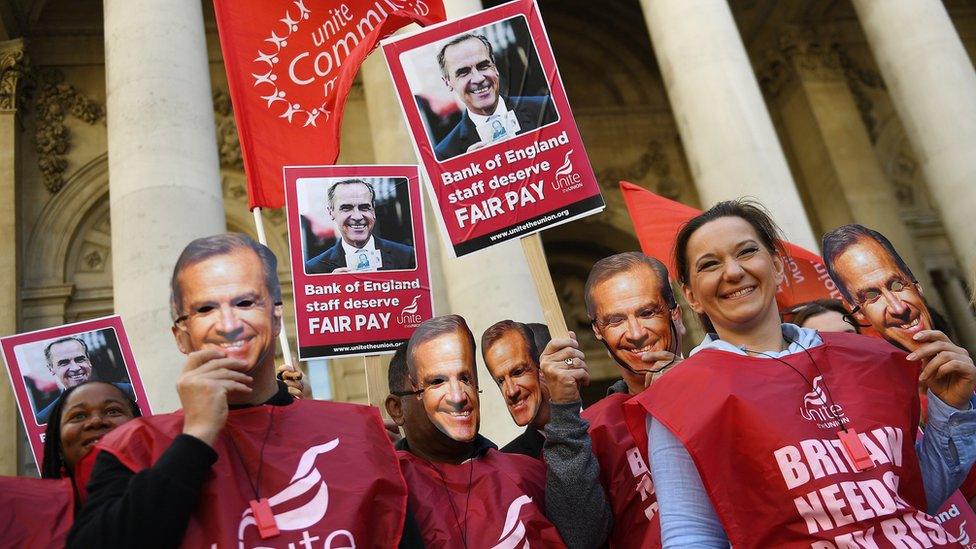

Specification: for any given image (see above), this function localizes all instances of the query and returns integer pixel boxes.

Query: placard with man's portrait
[284,165,435,359]
[382,0,604,257]
[0,315,152,465]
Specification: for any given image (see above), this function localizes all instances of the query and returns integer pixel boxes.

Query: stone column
[852,0,976,274]
[935,269,976,352]
[760,29,934,293]
[361,0,544,444]
[639,0,818,250]
[0,39,24,476]
[104,0,225,412]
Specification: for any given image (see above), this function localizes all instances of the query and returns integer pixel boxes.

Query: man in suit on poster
[434,34,557,161]
[305,178,416,274]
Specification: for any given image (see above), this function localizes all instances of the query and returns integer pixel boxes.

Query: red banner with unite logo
[213,0,446,209]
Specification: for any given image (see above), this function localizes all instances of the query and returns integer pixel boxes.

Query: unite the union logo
[798,375,849,430]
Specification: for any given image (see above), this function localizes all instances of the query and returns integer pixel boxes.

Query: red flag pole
[253,208,296,371]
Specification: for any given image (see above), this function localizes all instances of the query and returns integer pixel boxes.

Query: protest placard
[0,315,152,466]
[382,0,604,257]
[284,165,434,359]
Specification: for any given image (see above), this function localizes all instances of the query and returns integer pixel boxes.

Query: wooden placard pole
[363,354,391,418]
[253,208,296,370]
[520,233,568,339]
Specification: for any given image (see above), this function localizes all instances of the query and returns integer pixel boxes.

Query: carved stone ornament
[32,68,105,193]
[214,88,243,169]
[835,47,885,143]
[0,39,26,111]
[596,140,682,200]
[758,27,842,98]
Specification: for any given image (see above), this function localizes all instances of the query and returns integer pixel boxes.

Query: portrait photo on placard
[13,327,136,426]
[299,176,418,276]
[398,15,559,163]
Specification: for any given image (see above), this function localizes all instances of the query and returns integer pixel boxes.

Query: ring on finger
[564,358,574,366]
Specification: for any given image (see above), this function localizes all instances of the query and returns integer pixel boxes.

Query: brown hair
[673,199,788,332]
[170,233,281,320]
[480,320,539,367]
[406,315,477,381]
[584,252,675,319]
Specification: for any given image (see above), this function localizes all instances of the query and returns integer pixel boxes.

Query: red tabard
[629,332,961,548]
[582,392,661,548]
[81,399,407,548]
[0,476,74,548]
[398,448,567,548]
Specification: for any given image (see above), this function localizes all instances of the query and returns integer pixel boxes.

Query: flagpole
[253,207,296,371]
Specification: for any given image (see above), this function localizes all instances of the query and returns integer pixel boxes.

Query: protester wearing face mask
[386,315,570,548]
[632,200,976,547]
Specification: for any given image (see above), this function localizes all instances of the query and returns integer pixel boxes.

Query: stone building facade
[1,0,975,474]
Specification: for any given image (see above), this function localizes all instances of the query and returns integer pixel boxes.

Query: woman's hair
[783,298,859,333]
[41,381,141,479]
[673,199,789,333]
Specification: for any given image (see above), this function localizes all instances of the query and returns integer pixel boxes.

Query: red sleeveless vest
[81,399,407,548]
[398,448,567,548]
[582,392,661,548]
[0,476,74,548]
[630,332,961,548]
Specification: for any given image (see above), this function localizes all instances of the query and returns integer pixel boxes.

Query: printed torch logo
[552,150,583,192]
[491,495,532,549]
[799,375,848,429]
[802,376,828,407]
[237,438,354,547]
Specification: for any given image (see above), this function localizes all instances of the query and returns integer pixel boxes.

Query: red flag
[618,181,844,309]
[213,0,446,209]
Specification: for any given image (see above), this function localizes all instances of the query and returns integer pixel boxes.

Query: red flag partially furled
[618,181,843,309]
[213,0,446,209]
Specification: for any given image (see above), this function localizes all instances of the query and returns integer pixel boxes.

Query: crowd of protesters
[1,198,975,548]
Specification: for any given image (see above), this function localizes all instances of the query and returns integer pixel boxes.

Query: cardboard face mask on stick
[822,224,933,352]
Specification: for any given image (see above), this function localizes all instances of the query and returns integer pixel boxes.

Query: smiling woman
[42,380,140,480]
[626,199,976,548]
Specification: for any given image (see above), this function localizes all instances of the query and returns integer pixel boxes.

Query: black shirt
[67,383,424,548]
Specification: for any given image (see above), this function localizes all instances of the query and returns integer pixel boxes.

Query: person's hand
[178,349,252,447]
[466,141,486,153]
[383,418,402,444]
[640,350,682,388]
[907,330,976,410]
[277,364,305,399]
[540,331,589,404]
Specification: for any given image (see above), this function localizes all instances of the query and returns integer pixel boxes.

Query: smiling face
[47,339,92,389]
[484,330,547,428]
[171,248,281,402]
[590,265,676,386]
[406,331,480,447]
[59,382,135,472]
[441,37,500,117]
[831,237,931,351]
[681,216,785,340]
[328,182,376,248]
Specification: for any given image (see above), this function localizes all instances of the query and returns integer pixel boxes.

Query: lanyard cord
[422,451,476,549]
[225,407,276,501]
[741,335,847,436]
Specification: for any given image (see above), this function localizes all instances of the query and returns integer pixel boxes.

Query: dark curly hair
[41,381,140,479]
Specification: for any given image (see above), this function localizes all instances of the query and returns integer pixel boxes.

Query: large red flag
[213,0,446,209]
[618,181,843,309]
